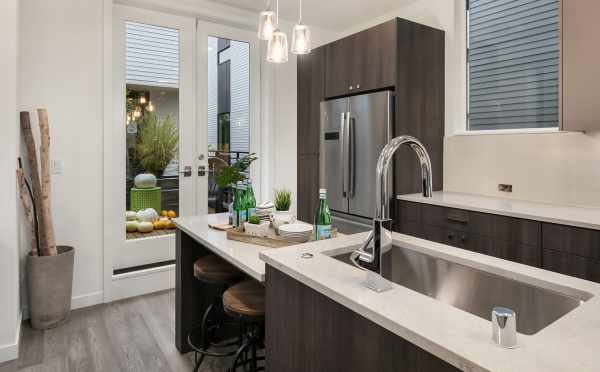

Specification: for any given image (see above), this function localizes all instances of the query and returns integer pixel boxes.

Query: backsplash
[444,131,600,207]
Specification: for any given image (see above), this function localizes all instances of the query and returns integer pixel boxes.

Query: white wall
[268,21,339,211]
[19,0,105,309]
[0,0,21,363]
[337,0,600,207]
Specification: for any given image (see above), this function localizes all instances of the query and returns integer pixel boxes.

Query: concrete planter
[27,246,74,330]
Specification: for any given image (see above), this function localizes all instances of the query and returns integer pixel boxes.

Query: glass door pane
[207,36,250,214]
[125,21,181,239]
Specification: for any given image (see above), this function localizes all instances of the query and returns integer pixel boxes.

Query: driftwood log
[19,110,57,256]
[16,168,38,256]
[37,109,57,256]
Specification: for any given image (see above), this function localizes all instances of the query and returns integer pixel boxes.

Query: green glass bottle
[232,182,241,227]
[314,188,332,240]
[237,181,248,226]
[246,179,257,219]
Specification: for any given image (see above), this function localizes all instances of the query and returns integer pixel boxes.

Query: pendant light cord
[276,0,279,25]
[299,0,302,24]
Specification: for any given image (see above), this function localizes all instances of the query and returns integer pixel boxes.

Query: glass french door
[110,6,197,274]
[196,21,261,216]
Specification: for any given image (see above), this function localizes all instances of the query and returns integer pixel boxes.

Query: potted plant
[243,215,269,236]
[272,189,294,230]
[135,110,178,180]
[214,153,258,212]
[18,110,74,330]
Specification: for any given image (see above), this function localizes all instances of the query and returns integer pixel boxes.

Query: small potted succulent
[272,189,294,231]
[243,215,269,237]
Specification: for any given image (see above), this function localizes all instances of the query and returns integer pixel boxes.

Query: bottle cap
[319,188,327,197]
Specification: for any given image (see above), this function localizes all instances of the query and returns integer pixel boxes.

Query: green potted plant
[214,153,258,212]
[272,189,294,230]
[244,215,269,236]
[136,110,178,179]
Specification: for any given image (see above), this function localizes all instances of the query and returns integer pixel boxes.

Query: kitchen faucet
[350,135,433,292]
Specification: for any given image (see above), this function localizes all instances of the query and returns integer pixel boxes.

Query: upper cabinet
[324,20,397,98]
[562,0,600,132]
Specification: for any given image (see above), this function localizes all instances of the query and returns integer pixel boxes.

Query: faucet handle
[492,307,517,348]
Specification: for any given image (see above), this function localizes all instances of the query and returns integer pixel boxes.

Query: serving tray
[224,223,337,248]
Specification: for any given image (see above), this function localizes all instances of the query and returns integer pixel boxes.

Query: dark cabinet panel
[543,249,600,283]
[394,20,445,195]
[348,19,397,93]
[297,154,319,223]
[298,47,325,155]
[266,265,461,372]
[542,223,600,260]
[324,19,397,98]
[466,236,541,267]
[396,200,542,267]
[324,37,351,98]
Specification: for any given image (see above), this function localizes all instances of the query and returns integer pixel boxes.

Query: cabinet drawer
[542,223,600,260]
[466,235,541,267]
[422,225,467,249]
[543,249,600,283]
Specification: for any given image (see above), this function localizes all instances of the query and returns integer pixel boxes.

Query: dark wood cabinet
[298,47,325,155]
[266,265,460,372]
[541,222,600,282]
[297,154,319,223]
[396,201,542,267]
[396,200,600,283]
[324,19,397,98]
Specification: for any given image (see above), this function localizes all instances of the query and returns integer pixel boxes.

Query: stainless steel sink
[333,246,588,335]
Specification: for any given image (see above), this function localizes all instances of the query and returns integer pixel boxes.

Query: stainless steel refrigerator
[320,90,393,234]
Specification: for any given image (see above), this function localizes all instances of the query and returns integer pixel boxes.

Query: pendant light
[257,1,275,41]
[291,0,311,54]
[266,0,288,63]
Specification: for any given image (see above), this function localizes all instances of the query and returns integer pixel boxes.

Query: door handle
[347,116,355,197]
[198,165,207,177]
[340,112,347,196]
[179,165,192,177]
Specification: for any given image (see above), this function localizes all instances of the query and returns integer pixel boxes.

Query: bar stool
[188,255,242,372]
[222,280,266,372]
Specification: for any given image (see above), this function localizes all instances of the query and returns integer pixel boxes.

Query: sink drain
[300,253,313,259]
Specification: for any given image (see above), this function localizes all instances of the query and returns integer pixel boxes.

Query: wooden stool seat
[193,255,241,284]
[223,280,265,319]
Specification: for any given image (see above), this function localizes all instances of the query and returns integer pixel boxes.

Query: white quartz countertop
[173,213,270,281]
[398,191,600,230]
[260,232,600,372]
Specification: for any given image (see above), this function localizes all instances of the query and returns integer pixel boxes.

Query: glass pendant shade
[258,10,275,40]
[291,23,311,54]
[266,29,288,63]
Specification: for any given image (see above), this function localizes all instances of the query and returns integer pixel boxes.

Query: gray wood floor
[0,290,230,372]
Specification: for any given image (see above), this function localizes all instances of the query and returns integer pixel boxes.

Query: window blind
[126,21,179,88]
[468,0,559,130]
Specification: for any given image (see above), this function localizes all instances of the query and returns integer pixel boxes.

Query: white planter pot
[272,211,295,231]
[243,221,270,237]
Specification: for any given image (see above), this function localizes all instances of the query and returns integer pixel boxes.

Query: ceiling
[206,0,415,31]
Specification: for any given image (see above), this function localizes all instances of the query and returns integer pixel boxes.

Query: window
[467,0,560,131]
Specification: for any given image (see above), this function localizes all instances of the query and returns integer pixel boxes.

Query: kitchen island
[260,231,600,372]
[173,213,319,353]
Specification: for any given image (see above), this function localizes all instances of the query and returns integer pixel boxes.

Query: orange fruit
[167,210,177,219]
[161,210,168,217]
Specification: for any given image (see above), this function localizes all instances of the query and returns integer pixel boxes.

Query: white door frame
[196,19,262,215]
[104,4,196,302]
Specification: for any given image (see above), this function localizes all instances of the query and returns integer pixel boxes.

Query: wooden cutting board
[225,224,338,248]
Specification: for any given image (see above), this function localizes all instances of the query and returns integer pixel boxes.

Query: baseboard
[0,311,22,363]
[72,291,104,310]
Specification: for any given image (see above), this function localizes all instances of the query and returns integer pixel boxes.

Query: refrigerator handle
[340,112,347,196]
[343,112,351,197]
[348,115,355,197]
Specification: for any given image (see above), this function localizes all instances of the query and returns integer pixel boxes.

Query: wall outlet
[51,159,64,175]
[498,184,513,193]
